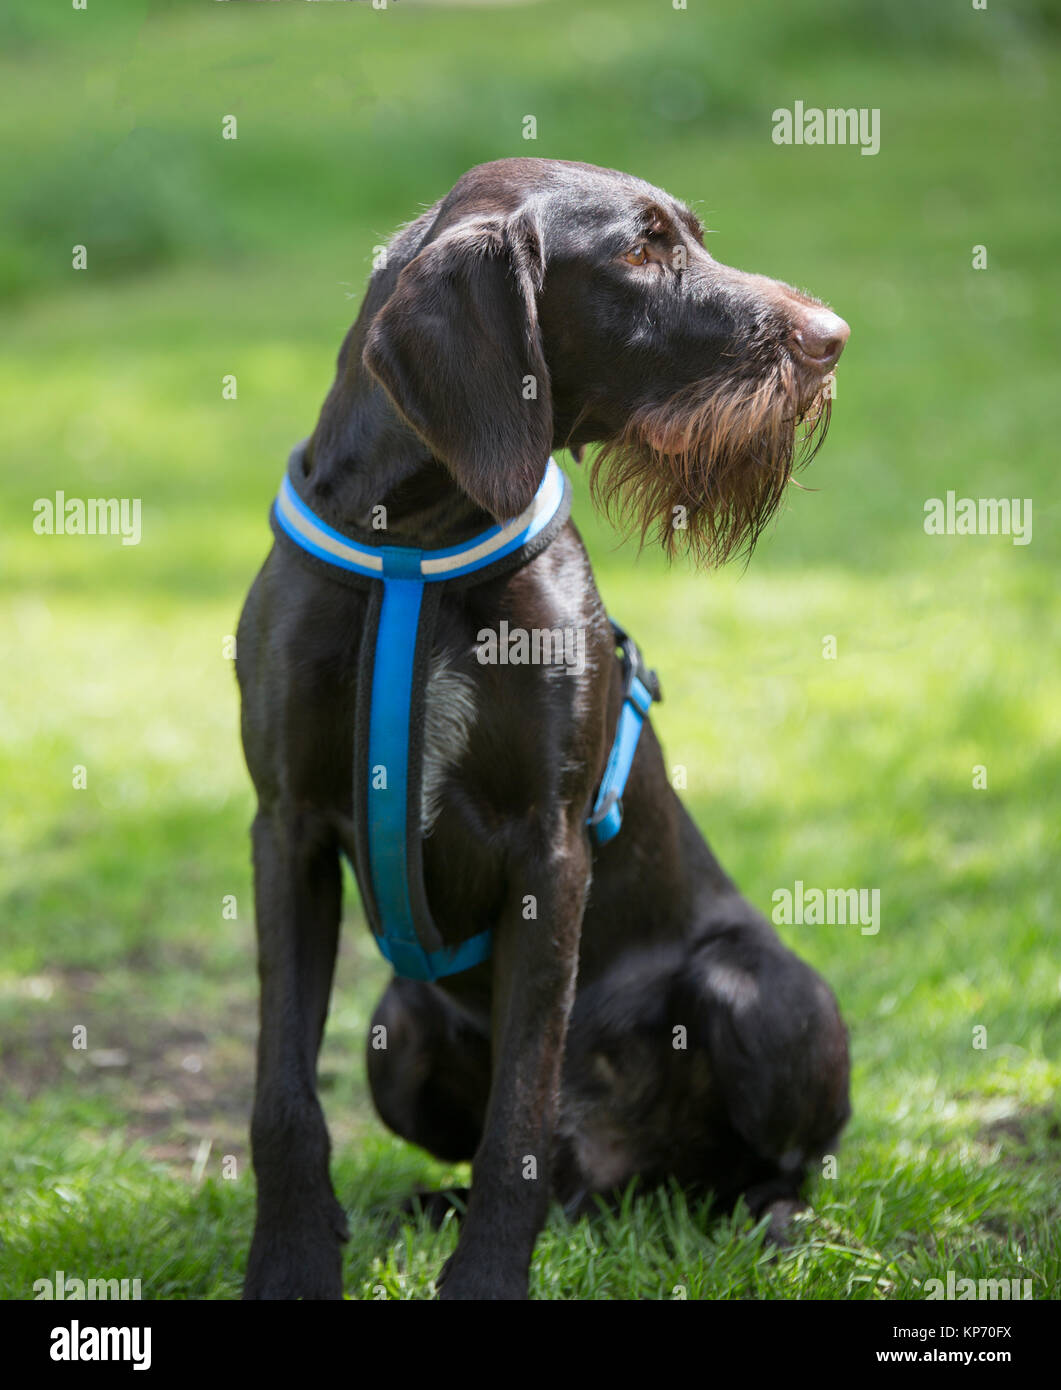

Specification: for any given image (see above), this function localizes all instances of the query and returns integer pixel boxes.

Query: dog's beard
[589,357,833,566]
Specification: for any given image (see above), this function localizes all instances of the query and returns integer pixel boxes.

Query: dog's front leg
[438,818,589,1300]
[243,808,348,1300]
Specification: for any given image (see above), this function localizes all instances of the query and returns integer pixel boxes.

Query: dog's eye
[623,246,649,266]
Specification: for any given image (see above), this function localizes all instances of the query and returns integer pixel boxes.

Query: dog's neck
[299,333,496,549]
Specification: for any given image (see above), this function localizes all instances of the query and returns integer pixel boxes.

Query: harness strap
[269,446,661,982]
[366,552,494,981]
[587,622,662,847]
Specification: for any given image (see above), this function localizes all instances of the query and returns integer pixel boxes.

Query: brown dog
[237,158,850,1300]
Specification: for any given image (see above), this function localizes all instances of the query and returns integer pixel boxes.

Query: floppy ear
[362,213,553,521]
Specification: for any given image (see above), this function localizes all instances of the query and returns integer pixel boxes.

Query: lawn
[1,0,1058,1301]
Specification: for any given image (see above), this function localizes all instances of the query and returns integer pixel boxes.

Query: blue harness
[271,448,660,982]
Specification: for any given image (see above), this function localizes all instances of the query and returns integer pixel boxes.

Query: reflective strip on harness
[275,459,567,580]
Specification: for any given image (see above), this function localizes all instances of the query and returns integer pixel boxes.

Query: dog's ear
[362,212,553,521]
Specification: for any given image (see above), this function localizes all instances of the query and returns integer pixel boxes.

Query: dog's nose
[789,308,850,369]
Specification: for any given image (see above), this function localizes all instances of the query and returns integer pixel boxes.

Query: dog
[236,157,851,1301]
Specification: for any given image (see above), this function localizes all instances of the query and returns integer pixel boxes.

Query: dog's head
[362,158,848,564]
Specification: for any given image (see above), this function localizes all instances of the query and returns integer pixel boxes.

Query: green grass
[1,0,1059,1300]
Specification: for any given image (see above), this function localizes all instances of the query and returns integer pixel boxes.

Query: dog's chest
[420,651,477,835]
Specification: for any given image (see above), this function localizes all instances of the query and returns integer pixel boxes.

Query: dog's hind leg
[243,809,348,1300]
[366,981,490,1233]
[557,917,850,1236]
[681,918,851,1216]
[366,976,491,1165]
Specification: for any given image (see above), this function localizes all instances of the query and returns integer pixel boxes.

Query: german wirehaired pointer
[237,157,851,1300]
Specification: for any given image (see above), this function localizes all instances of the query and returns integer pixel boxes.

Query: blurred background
[1,0,1058,1299]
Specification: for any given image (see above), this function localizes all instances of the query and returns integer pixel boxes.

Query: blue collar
[270,450,658,982]
[274,456,569,583]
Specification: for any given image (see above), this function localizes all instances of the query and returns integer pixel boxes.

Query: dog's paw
[242,1266,344,1301]
[400,1188,469,1227]
[243,1217,347,1300]
[435,1251,530,1301]
[379,1188,469,1241]
[759,1197,803,1248]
